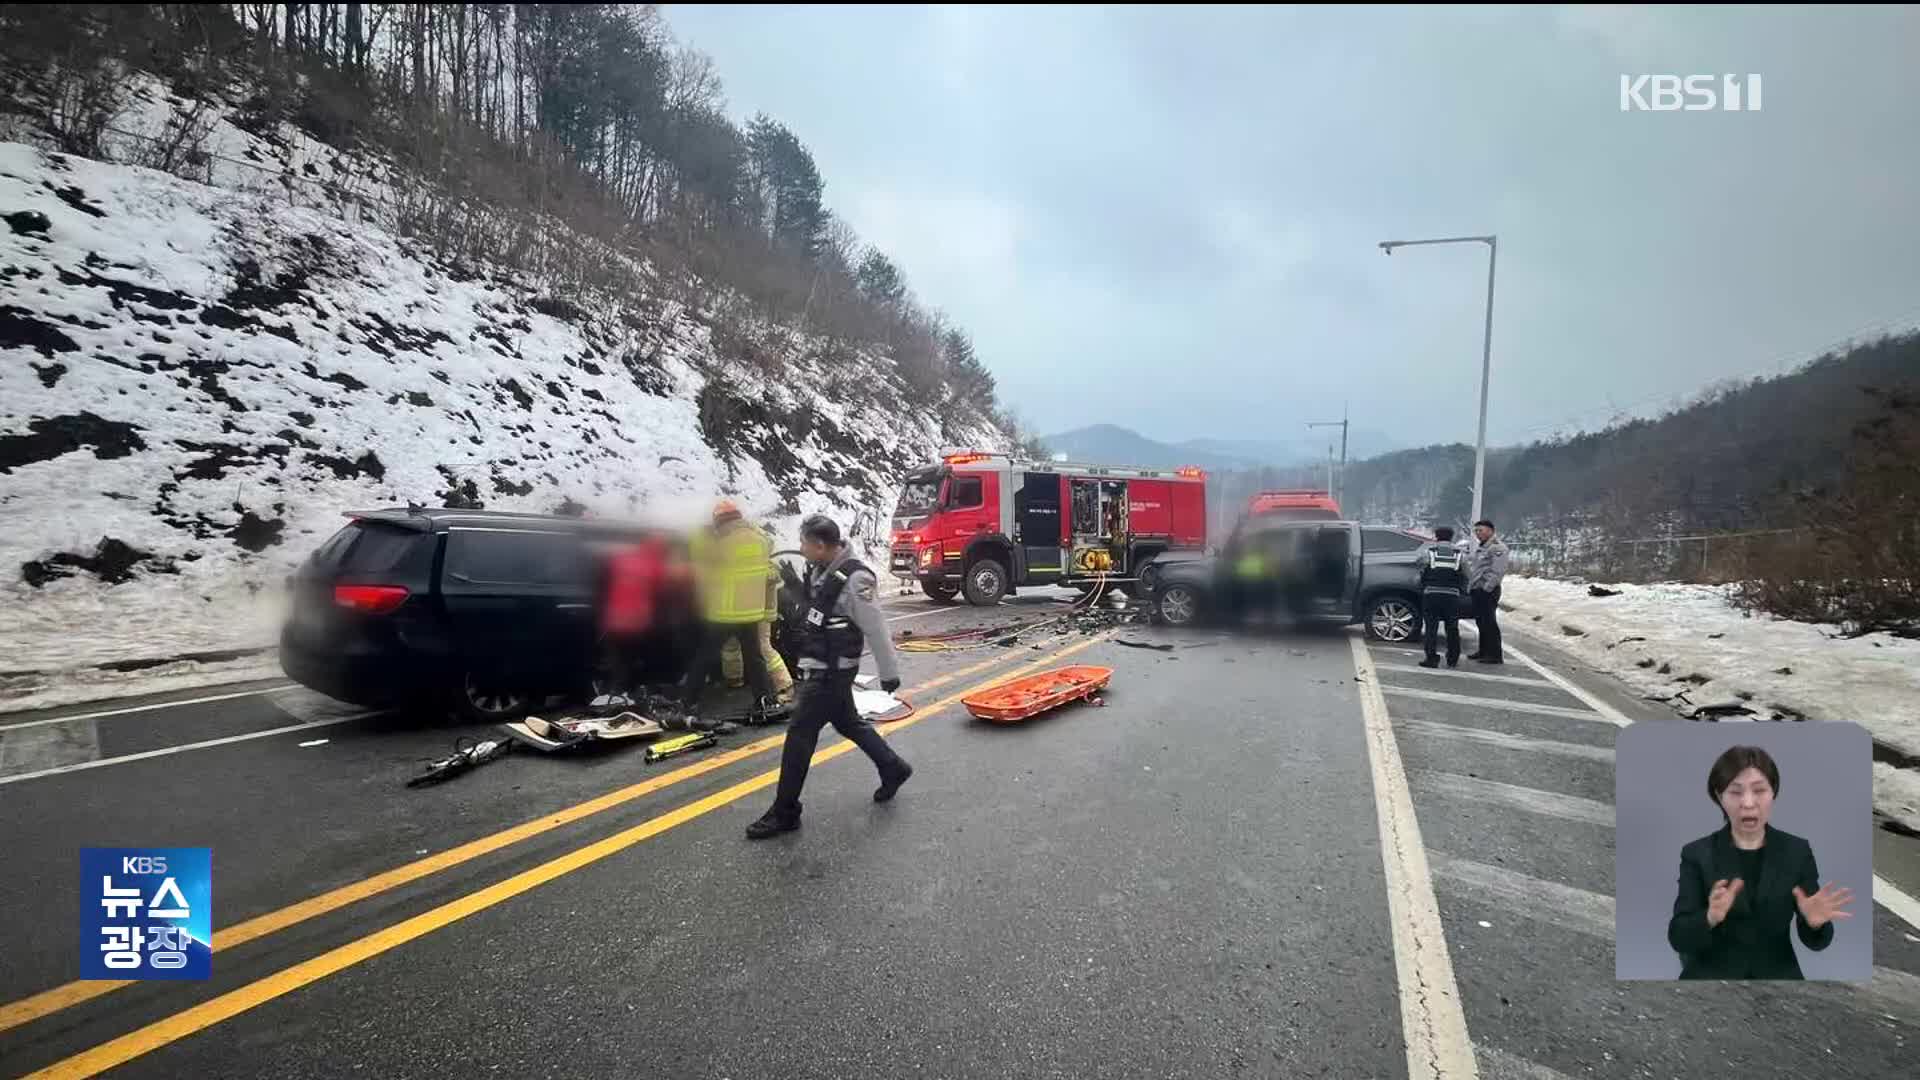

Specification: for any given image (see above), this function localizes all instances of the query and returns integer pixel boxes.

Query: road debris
[896,589,1145,654]
[502,711,664,752]
[645,731,717,763]
[406,736,514,787]
[853,689,914,724]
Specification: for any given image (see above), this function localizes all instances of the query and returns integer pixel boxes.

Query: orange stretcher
[963,665,1113,723]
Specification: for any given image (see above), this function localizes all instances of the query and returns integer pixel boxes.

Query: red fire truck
[888,450,1209,606]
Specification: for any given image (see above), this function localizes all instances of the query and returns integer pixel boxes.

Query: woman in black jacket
[1667,745,1856,979]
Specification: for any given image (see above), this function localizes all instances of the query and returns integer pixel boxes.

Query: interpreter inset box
[1615,723,1871,981]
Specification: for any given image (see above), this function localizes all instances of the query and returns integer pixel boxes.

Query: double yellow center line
[16,633,1110,1078]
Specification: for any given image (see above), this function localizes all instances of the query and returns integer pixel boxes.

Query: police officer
[746,515,913,840]
[1417,526,1467,668]
[1466,518,1510,665]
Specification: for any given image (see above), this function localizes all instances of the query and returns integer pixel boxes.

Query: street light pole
[1379,235,1498,526]
[1307,410,1349,508]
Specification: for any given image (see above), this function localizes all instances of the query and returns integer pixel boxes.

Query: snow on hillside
[0,137,1003,708]
[1502,578,1920,831]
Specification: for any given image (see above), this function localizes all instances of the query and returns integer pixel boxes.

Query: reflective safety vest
[1421,546,1466,595]
[1234,550,1268,580]
[692,521,772,624]
[793,558,870,666]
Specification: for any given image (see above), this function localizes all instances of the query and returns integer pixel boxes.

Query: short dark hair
[1433,526,1455,541]
[800,514,842,546]
[1708,745,1780,808]
[1474,519,1494,530]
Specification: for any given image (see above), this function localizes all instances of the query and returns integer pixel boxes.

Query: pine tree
[856,249,905,308]
[746,114,828,258]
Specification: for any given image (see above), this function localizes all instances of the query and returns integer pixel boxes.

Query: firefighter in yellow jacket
[675,499,776,730]
[722,547,794,703]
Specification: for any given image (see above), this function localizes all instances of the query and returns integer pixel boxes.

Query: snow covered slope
[0,139,1003,707]
[1502,578,1920,831]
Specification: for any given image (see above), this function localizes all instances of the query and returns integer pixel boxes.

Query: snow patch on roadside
[1503,577,1920,830]
[0,653,285,715]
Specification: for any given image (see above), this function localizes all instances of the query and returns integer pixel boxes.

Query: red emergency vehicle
[1245,489,1342,521]
[889,450,1209,606]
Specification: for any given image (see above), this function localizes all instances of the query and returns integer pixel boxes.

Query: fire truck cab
[1245,489,1342,521]
[889,450,1209,606]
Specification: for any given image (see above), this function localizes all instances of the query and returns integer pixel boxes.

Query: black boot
[745,809,800,840]
[874,760,914,803]
[1418,657,1440,669]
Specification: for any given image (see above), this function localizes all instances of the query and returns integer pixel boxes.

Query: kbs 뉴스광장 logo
[80,848,212,980]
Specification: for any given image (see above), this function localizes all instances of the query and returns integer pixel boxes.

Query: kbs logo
[1620,74,1762,112]
[81,847,213,980]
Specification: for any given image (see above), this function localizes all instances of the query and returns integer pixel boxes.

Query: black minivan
[280,508,684,720]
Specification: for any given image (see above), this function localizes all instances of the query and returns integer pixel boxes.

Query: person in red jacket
[598,533,690,695]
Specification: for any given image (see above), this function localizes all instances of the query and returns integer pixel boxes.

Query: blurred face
[1473,524,1493,544]
[1718,767,1775,834]
[800,536,835,564]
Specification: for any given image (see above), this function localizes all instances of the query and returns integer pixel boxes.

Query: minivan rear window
[303,522,427,578]
[305,525,361,571]
[340,523,426,574]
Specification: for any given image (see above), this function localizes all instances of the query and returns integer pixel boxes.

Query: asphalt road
[3,591,1919,1079]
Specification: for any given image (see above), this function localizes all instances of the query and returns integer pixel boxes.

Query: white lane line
[1427,850,1613,939]
[1373,662,1552,689]
[1383,686,1610,723]
[1877,875,1920,934]
[1399,718,1615,763]
[1474,1044,1582,1080]
[885,607,951,623]
[1348,635,1480,1080]
[1416,771,1614,828]
[0,717,357,786]
[1433,852,1920,1021]
[0,684,297,732]
[1503,642,1631,727]
[298,739,330,748]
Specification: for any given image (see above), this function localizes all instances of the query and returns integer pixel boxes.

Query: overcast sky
[664,5,1920,452]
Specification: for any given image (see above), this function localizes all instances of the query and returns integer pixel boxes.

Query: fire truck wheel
[962,558,1009,606]
[921,580,960,603]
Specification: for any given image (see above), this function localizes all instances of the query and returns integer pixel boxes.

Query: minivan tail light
[334,584,409,614]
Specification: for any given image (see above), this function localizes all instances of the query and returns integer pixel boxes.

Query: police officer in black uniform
[1418,526,1467,669]
[746,515,913,840]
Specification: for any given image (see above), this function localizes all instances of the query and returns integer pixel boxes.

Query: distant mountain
[1311,333,1920,538]
[1040,424,1254,471]
[1041,426,1402,473]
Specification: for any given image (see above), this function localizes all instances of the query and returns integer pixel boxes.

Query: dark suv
[1142,520,1466,641]
[279,508,690,720]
